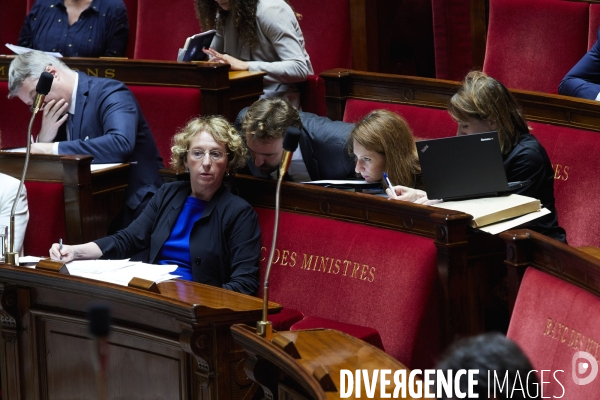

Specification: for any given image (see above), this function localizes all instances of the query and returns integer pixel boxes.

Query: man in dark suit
[8,51,163,228]
[235,98,356,181]
[559,29,600,100]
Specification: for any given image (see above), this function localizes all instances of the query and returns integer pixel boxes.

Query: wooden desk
[231,324,417,399]
[0,152,128,245]
[321,68,600,133]
[0,57,265,120]
[0,264,280,399]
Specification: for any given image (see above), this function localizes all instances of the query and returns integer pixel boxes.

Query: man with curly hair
[196,0,313,108]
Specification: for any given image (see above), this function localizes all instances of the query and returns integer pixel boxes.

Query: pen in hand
[59,238,63,260]
[383,172,398,199]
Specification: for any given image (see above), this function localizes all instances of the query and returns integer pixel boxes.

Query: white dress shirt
[0,173,29,254]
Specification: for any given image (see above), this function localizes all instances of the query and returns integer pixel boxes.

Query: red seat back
[483,0,589,94]
[0,0,26,47]
[507,268,600,397]
[431,0,473,80]
[23,181,66,257]
[343,99,457,139]
[255,207,440,369]
[528,122,600,247]
[0,82,40,149]
[290,0,352,116]
[134,0,200,60]
[121,0,138,59]
[128,85,201,164]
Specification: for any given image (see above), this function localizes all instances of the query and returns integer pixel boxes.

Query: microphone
[6,72,55,265]
[257,127,301,339]
[89,305,111,400]
[32,71,54,114]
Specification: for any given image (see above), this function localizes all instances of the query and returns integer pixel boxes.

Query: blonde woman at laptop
[349,109,424,192]
[387,71,566,243]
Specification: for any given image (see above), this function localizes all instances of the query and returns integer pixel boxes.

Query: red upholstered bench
[128,85,202,163]
[483,0,590,94]
[502,230,600,398]
[23,181,67,257]
[528,122,600,247]
[0,82,41,149]
[255,207,441,369]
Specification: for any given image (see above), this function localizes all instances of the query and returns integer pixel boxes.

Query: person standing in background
[19,0,129,57]
[197,0,313,108]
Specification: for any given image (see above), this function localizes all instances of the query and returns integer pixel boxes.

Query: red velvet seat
[291,0,352,115]
[23,181,67,257]
[134,0,201,60]
[0,1,26,48]
[255,207,440,369]
[128,85,201,163]
[0,82,40,149]
[483,0,590,94]
[431,0,473,80]
[507,267,600,397]
[528,123,600,247]
[343,99,457,139]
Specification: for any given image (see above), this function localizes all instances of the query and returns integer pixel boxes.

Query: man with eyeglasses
[8,51,163,229]
[235,98,356,181]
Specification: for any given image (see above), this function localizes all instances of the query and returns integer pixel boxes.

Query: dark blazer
[559,29,600,99]
[236,108,356,180]
[94,182,261,295]
[58,72,164,213]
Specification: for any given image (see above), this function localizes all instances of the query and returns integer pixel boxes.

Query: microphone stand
[5,111,36,266]
[256,128,300,340]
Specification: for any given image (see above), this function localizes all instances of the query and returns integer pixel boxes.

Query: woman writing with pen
[348,109,424,192]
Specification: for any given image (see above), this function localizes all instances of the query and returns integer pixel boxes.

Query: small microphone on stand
[89,304,111,400]
[257,127,301,340]
[6,71,54,265]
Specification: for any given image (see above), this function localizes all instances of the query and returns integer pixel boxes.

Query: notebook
[416,131,511,201]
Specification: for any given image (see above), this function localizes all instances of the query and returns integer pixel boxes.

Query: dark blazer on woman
[94,181,261,295]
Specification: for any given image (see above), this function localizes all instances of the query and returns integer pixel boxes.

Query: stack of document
[22,258,180,286]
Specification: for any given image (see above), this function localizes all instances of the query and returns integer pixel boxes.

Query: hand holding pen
[383,172,398,199]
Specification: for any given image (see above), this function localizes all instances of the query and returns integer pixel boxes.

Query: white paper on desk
[477,208,551,235]
[302,179,374,185]
[90,163,123,172]
[66,259,133,274]
[19,256,42,264]
[70,261,179,286]
[1,147,26,153]
[5,44,63,57]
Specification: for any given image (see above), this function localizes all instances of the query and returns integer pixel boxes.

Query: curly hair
[195,0,259,48]
[242,98,302,143]
[195,0,298,48]
[171,115,247,171]
[448,71,529,155]
[349,110,422,189]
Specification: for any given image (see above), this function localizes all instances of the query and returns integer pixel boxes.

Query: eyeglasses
[187,148,228,161]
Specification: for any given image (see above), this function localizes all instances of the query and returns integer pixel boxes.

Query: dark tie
[67,113,74,140]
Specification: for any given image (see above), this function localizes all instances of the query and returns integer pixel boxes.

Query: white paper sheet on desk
[2,148,26,153]
[90,163,123,172]
[5,44,63,57]
[477,208,551,235]
[67,260,179,286]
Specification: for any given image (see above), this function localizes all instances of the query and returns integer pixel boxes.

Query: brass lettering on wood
[543,317,599,360]
[87,68,99,77]
[0,66,5,77]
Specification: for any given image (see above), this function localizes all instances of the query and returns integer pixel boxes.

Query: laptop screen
[416,131,509,201]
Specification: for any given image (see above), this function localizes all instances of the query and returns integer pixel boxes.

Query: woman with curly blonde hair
[49,116,261,294]
[196,0,313,108]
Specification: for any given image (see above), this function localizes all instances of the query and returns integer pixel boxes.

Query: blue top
[157,196,207,281]
[18,0,129,57]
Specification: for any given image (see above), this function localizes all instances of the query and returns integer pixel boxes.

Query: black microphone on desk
[6,71,54,265]
[89,304,111,400]
[257,127,301,339]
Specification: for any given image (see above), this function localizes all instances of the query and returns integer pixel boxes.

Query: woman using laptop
[388,71,566,243]
[349,109,423,190]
